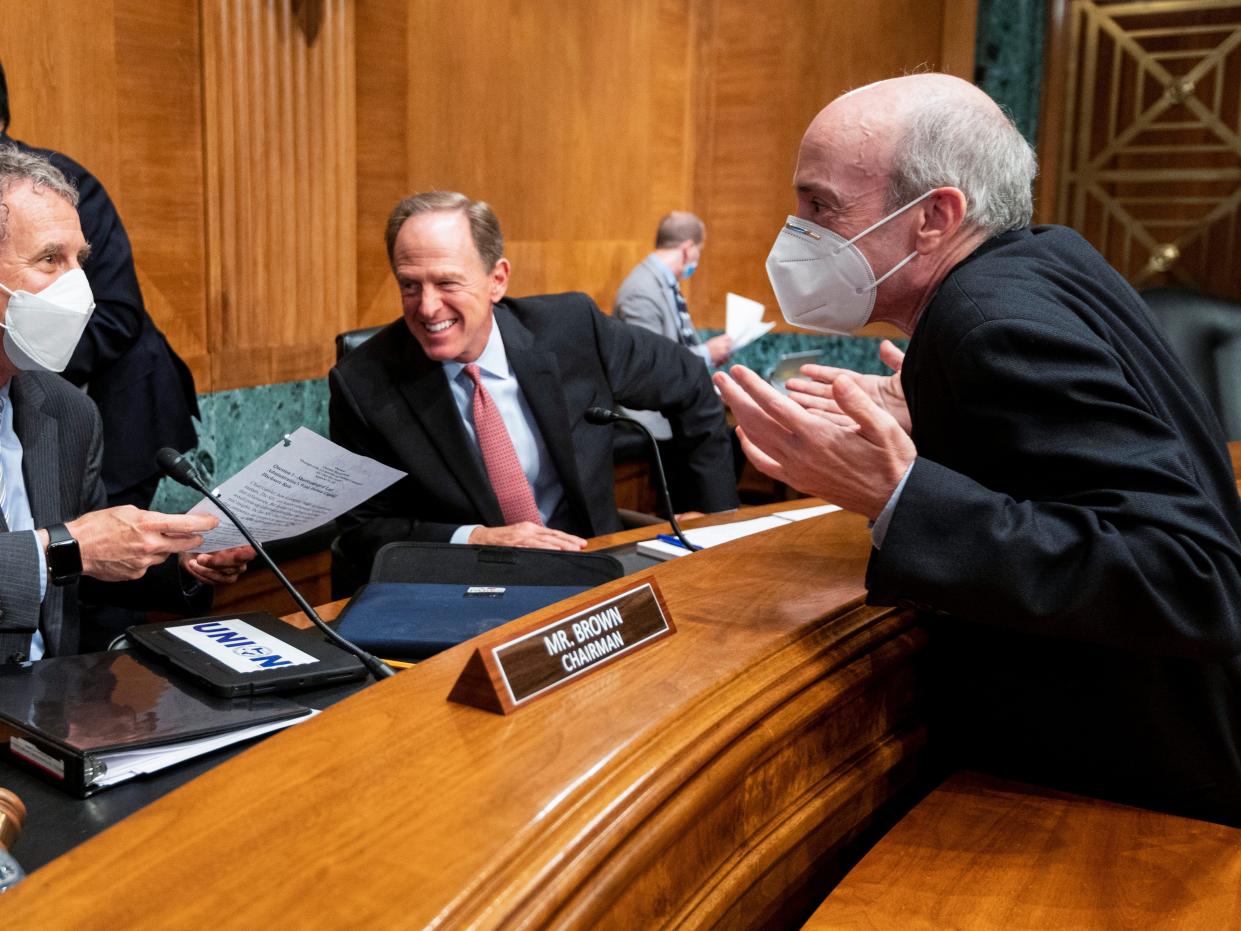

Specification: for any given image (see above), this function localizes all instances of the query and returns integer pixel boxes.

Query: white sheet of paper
[92,711,319,787]
[188,427,406,552]
[725,292,775,351]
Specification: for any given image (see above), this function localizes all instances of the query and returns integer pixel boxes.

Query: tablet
[127,612,368,697]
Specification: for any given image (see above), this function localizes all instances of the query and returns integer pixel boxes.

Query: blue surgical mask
[681,261,698,280]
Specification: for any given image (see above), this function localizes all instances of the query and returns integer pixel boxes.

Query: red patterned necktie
[463,364,543,526]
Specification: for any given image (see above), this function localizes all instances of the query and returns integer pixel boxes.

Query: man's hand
[180,545,256,586]
[785,339,910,434]
[705,334,734,366]
[468,523,588,551]
[713,363,916,521]
[63,507,220,581]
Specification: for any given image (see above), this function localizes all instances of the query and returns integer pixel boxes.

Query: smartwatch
[45,523,82,586]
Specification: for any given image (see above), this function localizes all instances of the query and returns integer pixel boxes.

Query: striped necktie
[463,364,543,526]
[671,282,697,346]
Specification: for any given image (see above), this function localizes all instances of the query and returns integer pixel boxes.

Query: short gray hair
[385,191,504,270]
[0,144,79,244]
[885,97,1036,236]
[655,211,704,248]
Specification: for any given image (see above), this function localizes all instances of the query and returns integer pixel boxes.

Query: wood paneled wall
[0,0,973,393]
[202,0,356,387]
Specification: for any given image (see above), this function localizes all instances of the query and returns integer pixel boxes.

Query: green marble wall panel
[701,330,904,378]
[152,378,329,513]
[150,331,902,516]
[975,0,1046,144]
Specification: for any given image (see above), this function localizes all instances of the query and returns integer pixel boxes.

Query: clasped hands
[713,339,916,521]
[60,506,255,585]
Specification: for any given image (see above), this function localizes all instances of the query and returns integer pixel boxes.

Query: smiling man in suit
[0,145,252,663]
[329,191,738,577]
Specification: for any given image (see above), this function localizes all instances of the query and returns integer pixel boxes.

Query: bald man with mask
[716,75,1241,826]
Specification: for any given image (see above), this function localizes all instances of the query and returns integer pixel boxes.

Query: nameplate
[448,579,674,714]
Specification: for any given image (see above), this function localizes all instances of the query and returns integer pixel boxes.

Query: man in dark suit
[716,74,1241,825]
[330,191,738,577]
[0,60,199,509]
[0,145,250,663]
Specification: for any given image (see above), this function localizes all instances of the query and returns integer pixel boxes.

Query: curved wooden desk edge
[1,507,930,929]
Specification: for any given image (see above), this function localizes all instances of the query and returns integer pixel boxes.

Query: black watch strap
[46,523,82,587]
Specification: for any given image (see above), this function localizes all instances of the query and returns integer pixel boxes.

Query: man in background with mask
[614,211,733,505]
[716,74,1241,826]
[0,145,251,664]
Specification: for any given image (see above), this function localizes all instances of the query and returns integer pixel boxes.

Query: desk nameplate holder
[449,578,675,714]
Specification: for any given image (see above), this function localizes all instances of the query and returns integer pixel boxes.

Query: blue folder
[333,582,591,660]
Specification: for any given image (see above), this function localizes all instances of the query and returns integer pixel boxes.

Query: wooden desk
[1,505,928,928]
[804,772,1241,930]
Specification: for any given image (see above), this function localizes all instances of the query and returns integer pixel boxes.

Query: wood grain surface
[1,1,973,391]
[804,771,1241,931]
[0,505,929,928]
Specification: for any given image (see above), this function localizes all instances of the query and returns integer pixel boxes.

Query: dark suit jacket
[0,373,208,662]
[866,226,1241,825]
[329,292,738,572]
[3,134,199,500]
[613,254,710,440]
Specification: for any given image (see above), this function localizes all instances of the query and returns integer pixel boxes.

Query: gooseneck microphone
[156,448,395,680]
[584,407,702,552]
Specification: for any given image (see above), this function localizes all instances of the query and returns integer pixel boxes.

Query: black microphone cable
[583,407,702,552]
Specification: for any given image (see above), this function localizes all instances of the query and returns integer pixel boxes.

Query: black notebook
[0,650,314,797]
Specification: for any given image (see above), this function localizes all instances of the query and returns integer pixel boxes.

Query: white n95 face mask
[0,268,96,372]
[765,190,935,334]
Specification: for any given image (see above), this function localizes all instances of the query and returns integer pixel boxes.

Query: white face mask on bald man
[0,268,96,372]
[765,190,934,334]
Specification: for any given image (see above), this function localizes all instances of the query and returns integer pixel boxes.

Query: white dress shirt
[441,321,566,542]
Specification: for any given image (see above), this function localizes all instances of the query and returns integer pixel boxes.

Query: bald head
[798,73,1036,237]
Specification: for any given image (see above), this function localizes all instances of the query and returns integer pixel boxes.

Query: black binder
[0,650,312,797]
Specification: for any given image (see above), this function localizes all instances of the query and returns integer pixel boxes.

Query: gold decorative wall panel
[1053,0,1241,297]
[202,0,357,390]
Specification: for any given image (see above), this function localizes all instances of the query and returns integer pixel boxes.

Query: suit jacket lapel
[10,375,64,650]
[390,330,503,525]
[496,307,591,529]
[642,255,679,323]
[10,376,60,528]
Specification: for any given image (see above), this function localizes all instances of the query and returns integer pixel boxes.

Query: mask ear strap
[0,283,15,299]
[841,189,937,249]
[868,250,919,292]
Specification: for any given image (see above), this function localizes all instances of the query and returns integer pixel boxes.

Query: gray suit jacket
[613,255,710,439]
[0,373,206,662]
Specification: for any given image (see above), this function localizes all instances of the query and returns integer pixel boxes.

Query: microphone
[156,448,395,680]
[584,407,702,552]
[0,787,26,893]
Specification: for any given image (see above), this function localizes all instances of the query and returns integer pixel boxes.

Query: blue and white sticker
[166,618,319,673]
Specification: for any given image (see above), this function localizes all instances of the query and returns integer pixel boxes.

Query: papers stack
[636,504,841,560]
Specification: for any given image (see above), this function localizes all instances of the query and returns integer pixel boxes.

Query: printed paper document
[189,426,405,552]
